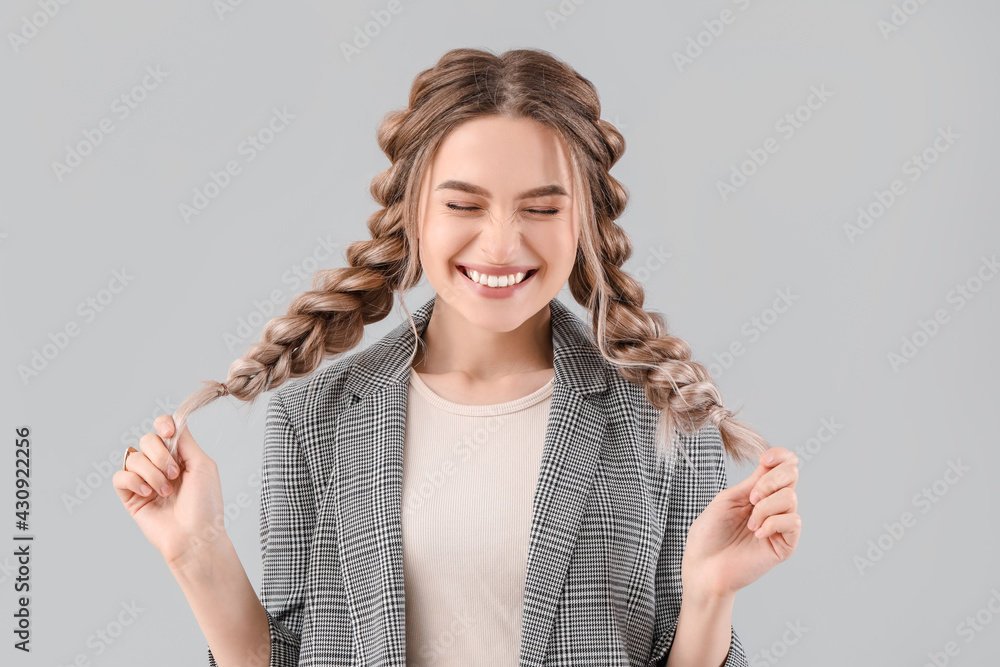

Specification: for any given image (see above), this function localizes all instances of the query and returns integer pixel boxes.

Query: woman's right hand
[112,415,228,568]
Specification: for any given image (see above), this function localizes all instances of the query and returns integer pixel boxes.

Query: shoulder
[265,308,418,425]
[266,346,368,429]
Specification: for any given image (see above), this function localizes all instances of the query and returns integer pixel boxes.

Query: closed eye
[446,203,559,215]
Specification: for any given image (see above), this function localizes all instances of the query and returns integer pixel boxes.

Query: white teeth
[463,267,531,288]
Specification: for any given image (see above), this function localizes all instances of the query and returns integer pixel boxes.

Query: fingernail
[755,528,765,538]
[167,465,179,479]
[747,516,758,531]
[761,452,773,464]
[140,484,152,496]
[160,483,172,496]
[749,489,761,504]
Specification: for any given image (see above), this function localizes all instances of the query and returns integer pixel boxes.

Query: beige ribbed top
[401,367,554,666]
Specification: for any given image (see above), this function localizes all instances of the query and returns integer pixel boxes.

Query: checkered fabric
[207,294,748,666]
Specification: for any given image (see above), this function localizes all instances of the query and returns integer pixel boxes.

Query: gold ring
[122,446,138,472]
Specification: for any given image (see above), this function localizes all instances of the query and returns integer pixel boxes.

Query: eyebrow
[434,179,569,200]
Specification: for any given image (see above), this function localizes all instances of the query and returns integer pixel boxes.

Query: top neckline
[407,368,554,416]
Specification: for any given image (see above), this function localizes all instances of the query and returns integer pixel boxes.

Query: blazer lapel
[328,294,609,666]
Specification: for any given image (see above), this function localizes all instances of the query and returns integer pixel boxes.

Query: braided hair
[165,47,770,467]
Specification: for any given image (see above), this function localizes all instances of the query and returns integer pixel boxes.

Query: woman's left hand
[681,446,801,598]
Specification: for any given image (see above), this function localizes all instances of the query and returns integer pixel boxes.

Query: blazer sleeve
[646,423,750,667]
[207,391,316,667]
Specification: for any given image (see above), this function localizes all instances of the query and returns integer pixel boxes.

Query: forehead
[427,116,574,192]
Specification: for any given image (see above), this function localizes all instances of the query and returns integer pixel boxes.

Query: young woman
[113,47,800,667]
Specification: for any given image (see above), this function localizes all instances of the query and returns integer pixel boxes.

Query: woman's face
[416,115,581,333]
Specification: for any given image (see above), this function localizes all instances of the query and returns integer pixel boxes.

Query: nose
[478,208,523,262]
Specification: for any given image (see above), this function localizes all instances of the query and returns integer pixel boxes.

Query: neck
[413,299,554,382]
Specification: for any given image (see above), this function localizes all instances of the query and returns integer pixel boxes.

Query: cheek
[420,220,465,266]
[538,228,578,270]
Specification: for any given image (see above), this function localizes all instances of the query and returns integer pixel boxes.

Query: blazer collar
[327,294,612,666]
[341,293,609,402]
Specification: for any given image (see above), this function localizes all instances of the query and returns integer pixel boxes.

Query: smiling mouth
[456,265,538,287]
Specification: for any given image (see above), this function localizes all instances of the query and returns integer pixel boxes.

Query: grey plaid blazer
[207,295,748,666]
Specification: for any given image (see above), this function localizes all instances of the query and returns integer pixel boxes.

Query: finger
[759,446,798,468]
[749,460,800,505]
[173,422,208,468]
[154,415,187,477]
[747,487,797,533]
[141,426,181,481]
[124,449,174,498]
[154,413,175,439]
[753,512,802,549]
[728,461,770,501]
[113,470,154,503]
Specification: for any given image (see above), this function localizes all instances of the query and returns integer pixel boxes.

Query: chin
[460,293,555,331]
[459,306,531,334]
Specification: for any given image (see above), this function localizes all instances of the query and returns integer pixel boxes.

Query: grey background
[2,0,998,664]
